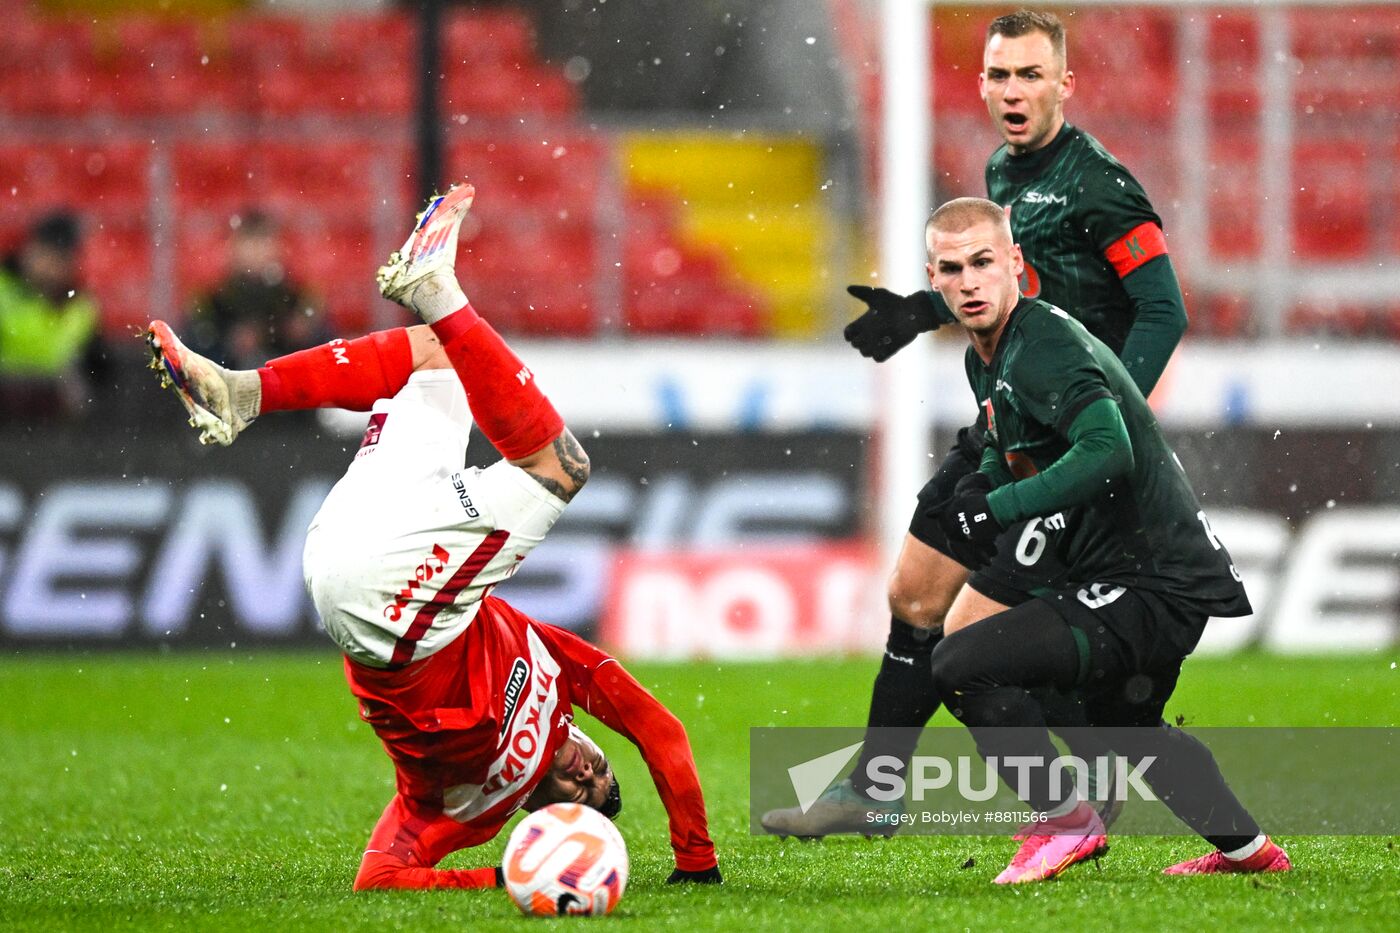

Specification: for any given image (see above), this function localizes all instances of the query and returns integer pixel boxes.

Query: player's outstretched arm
[842,286,949,362]
[584,662,720,881]
[538,626,718,880]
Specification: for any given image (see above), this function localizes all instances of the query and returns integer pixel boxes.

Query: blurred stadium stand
[0,3,785,342]
[2,2,1398,341]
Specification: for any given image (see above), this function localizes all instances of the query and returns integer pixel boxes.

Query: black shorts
[1038,584,1209,727]
[907,425,1069,607]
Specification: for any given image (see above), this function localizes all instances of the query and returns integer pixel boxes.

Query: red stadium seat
[467,279,598,336]
[172,141,260,213]
[1206,135,1260,259]
[1192,294,1253,340]
[255,142,386,219]
[228,15,318,117]
[1206,14,1258,122]
[80,18,205,116]
[1208,13,1257,68]
[1291,7,1400,59]
[621,214,765,338]
[454,216,600,335]
[442,7,536,68]
[1293,140,1371,260]
[0,16,95,116]
[283,222,378,333]
[442,62,577,118]
[1292,9,1400,114]
[227,15,309,66]
[174,213,233,300]
[283,222,376,290]
[223,12,417,117]
[324,15,416,117]
[1064,11,1177,122]
[445,135,605,211]
[930,8,990,117]
[0,143,151,214]
[623,281,764,337]
[329,12,414,58]
[1287,302,1381,339]
[439,8,579,119]
[82,219,153,335]
[173,140,390,219]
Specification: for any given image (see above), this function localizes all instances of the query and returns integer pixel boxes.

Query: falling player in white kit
[145,184,720,891]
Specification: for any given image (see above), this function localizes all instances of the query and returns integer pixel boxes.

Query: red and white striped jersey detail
[389,530,510,667]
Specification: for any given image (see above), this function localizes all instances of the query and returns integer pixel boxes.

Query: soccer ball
[502,802,629,917]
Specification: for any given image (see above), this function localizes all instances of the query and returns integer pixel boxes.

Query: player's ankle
[1222,834,1267,861]
[253,365,284,416]
[409,273,469,325]
[428,301,483,346]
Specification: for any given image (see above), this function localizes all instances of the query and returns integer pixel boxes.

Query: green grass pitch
[1,651,1396,930]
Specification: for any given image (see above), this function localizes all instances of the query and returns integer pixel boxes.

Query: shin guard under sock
[258,329,414,413]
[429,304,564,459]
[849,617,943,798]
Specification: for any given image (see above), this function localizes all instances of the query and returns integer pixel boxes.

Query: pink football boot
[1163,837,1292,875]
[994,803,1108,884]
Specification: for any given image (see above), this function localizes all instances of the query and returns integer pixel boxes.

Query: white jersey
[303,370,567,668]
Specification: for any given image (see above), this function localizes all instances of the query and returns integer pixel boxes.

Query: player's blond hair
[987,9,1067,70]
[925,198,1012,252]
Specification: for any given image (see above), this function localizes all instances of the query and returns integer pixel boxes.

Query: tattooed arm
[509,428,591,502]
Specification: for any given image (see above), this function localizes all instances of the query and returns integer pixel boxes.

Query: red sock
[258,329,414,413]
[430,303,564,459]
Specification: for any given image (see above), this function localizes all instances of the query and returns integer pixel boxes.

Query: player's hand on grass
[666,865,723,884]
[936,471,1002,549]
[843,286,941,362]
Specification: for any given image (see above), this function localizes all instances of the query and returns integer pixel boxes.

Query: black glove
[666,865,724,885]
[843,286,941,362]
[935,471,1002,549]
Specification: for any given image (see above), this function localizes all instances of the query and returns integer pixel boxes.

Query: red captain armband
[1103,221,1168,278]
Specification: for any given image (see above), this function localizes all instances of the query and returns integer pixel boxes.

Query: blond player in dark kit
[921,197,1289,883]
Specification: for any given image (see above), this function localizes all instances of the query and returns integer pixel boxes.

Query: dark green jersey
[966,298,1251,619]
[984,124,1164,356]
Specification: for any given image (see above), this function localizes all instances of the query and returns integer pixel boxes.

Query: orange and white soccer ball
[503,802,629,917]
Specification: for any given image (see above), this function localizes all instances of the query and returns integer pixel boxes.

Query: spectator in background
[0,210,106,420]
[187,211,327,369]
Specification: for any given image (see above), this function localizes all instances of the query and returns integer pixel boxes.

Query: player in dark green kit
[923,196,1290,884]
[761,11,1191,838]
